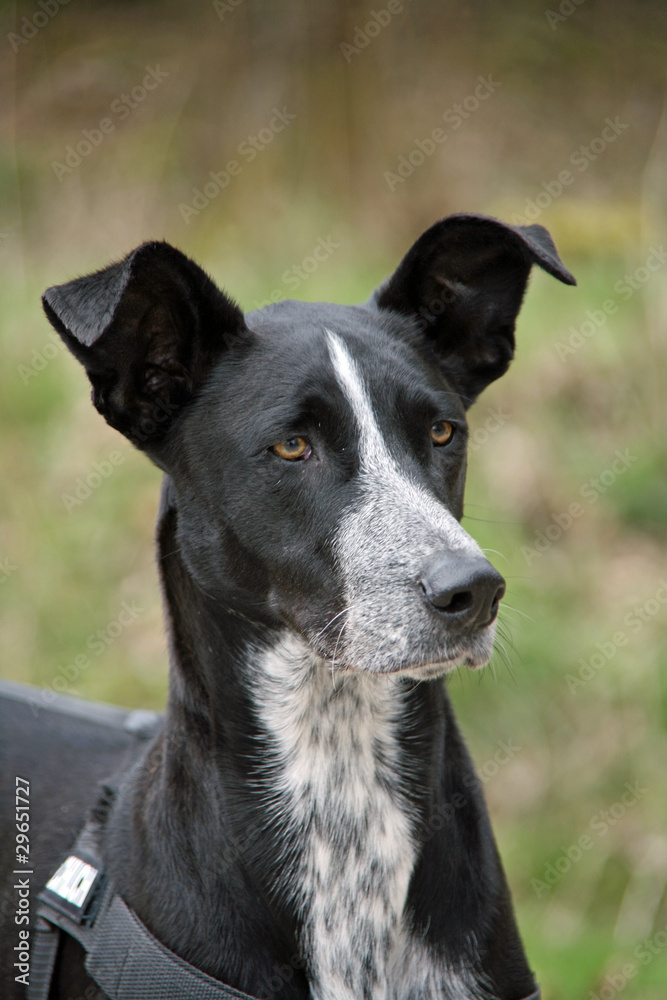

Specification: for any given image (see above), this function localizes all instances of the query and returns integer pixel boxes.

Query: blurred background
[1,1,665,996]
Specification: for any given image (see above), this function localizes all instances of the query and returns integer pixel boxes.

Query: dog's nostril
[441,590,474,615]
[485,585,505,626]
[489,580,505,614]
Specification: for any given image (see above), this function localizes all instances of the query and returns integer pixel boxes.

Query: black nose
[419,553,505,629]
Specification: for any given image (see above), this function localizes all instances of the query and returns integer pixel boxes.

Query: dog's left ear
[374,213,576,405]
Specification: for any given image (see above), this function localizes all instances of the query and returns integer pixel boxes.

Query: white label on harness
[46,856,99,910]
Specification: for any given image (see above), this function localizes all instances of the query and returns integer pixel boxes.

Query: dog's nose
[419,553,505,629]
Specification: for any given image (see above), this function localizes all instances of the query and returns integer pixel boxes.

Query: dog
[0,213,575,1000]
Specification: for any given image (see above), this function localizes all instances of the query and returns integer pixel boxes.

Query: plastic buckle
[39,855,105,926]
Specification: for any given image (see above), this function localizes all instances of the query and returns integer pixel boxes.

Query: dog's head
[43,215,574,678]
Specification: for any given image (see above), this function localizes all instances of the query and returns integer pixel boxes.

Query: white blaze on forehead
[325,328,477,554]
[325,328,388,471]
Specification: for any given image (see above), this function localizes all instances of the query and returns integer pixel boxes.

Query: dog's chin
[314,625,497,680]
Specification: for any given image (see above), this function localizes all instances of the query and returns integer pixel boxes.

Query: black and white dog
[0,214,574,999]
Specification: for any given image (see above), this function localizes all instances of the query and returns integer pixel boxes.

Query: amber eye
[430,421,454,446]
[272,437,311,460]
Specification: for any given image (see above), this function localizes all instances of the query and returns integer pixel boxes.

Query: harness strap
[89,892,257,999]
[30,860,258,1000]
[26,916,60,1000]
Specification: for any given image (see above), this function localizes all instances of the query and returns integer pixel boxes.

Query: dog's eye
[272,437,312,460]
[430,421,455,446]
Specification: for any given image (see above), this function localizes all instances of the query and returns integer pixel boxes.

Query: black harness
[29,808,258,1000]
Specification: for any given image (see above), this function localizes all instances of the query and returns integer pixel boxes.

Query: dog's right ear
[42,241,247,454]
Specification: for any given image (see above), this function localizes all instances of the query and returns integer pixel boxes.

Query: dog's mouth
[313,625,497,679]
[395,649,490,680]
[382,644,493,679]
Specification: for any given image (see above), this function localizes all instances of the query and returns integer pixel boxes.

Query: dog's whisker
[496,617,522,659]
[499,602,535,623]
[159,546,183,560]
[313,608,348,642]
[495,622,519,662]
[462,513,523,526]
[330,618,349,689]
[491,628,520,686]
[479,547,510,566]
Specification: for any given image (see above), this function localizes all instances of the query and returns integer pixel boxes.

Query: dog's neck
[114,488,473,995]
[101,489,517,998]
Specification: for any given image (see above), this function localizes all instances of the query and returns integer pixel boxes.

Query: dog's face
[171,307,488,678]
[42,215,574,678]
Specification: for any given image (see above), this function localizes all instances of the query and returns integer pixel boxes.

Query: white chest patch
[249,637,492,1000]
